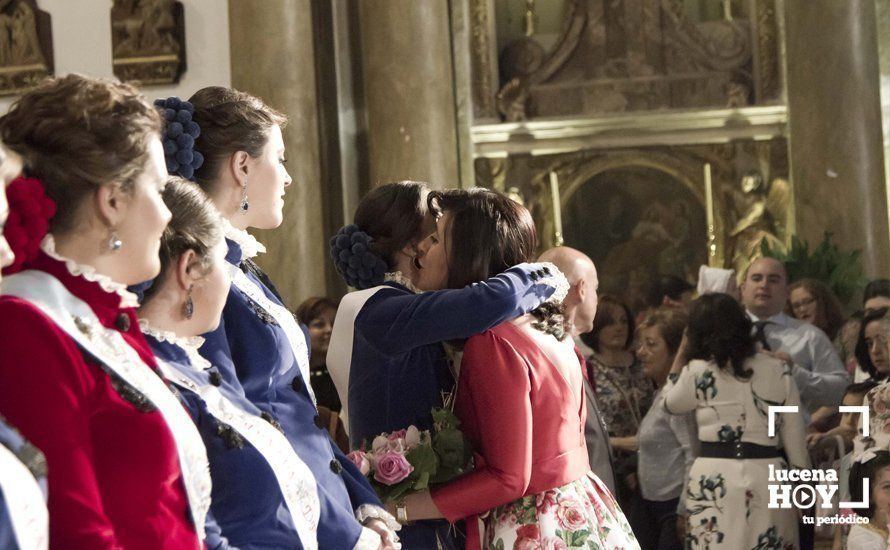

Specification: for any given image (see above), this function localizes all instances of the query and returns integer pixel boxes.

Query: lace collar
[384,271,421,294]
[41,234,140,309]
[138,319,209,372]
[221,218,266,260]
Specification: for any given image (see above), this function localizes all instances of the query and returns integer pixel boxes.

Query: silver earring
[107,230,122,252]
[239,181,249,214]
[183,286,194,320]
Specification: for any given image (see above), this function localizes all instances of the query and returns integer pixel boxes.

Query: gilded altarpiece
[465,0,791,299]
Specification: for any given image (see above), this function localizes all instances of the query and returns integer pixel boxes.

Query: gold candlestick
[549,171,564,247]
[704,163,717,261]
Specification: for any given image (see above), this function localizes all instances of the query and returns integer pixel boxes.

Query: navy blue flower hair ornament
[154,97,204,181]
[330,225,388,290]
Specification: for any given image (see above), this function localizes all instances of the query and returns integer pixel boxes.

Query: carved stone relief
[0,0,52,96]
[111,0,185,85]
[472,0,782,121]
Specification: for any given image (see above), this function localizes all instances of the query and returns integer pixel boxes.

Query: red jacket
[431,322,590,546]
[0,252,200,549]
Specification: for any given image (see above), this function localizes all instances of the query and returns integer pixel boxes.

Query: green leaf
[414,470,430,491]
[406,443,438,476]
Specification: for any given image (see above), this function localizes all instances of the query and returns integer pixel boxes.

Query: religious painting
[111,0,185,85]
[0,0,53,96]
[562,166,707,313]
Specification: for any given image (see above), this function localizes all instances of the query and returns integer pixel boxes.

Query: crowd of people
[0,73,889,550]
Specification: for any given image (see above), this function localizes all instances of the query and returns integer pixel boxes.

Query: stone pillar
[229,0,329,304]
[357,0,461,189]
[785,0,890,277]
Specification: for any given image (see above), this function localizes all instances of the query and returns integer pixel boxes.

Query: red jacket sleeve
[431,329,533,522]
[0,298,123,549]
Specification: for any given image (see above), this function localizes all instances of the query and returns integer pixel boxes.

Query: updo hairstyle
[188,86,287,192]
[0,74,162,234]
[140,177,223,304]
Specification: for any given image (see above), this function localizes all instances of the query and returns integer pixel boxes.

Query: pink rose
[346,451,370,476]
[387,429,407,441]
[516,524,540,540]
[555,497,588,531]
[536,490,559,513]
[514,524,541,550]
[373,450,414,485]
[876,400,887,413]
[542,537,568,550]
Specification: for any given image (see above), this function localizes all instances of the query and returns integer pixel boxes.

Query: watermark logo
[766,405,870,527]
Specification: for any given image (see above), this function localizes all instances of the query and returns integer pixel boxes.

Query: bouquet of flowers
[346,408,472,502]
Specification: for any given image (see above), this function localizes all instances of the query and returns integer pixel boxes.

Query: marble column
[357,0,461,189]
[229,0,330,304]
[785,0,890,277]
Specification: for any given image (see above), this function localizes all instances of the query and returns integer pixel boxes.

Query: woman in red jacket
[397,189,640,549]
[0,75,212,549]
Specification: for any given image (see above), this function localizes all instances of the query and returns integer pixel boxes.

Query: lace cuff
[356,504,401,532]
[536,262,570,305]
[354,526,383,550]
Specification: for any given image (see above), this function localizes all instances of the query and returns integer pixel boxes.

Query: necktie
[753,320,772,352]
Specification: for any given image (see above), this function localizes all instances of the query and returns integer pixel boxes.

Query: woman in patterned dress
[394,189,640,550]
[664,293,810,550]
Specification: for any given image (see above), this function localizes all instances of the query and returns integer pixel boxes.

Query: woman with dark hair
[664,293,810,549]
[160,87,397,549]
[394,188,639,550]
[855,307,890,382]
[864,279,890,314]
[581,295,653,449]
[0,75,214,549]
[847,450,890,548]
[295,296,341,412]
[295,296,348,452]
[327,183,560,549]
[788,278,846,341]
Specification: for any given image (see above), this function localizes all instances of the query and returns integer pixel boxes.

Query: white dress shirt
[747,311,849,413]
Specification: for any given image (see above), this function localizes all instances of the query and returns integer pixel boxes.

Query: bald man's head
[740,256,789,318]
[538,246,599,335]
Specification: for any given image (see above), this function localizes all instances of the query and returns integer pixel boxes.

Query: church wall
[0,0,231,112]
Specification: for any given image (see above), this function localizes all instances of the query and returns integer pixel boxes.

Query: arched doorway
[563,165,707,313]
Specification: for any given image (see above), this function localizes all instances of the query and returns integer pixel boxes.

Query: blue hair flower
[330,224,388,289]
[155,97,204,181]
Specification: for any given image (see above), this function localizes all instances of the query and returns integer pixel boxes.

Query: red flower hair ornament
[2,176,56,275]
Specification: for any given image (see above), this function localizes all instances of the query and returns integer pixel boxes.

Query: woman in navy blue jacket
[139,178,328,548]
[157,89,398,549]
[327,182,560,549]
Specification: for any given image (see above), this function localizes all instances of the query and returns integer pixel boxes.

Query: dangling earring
[183,286,194,320]
[107,229,122,252]
[239,181,249,214]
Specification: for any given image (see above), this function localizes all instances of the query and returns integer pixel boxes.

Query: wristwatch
[396,499,409,524]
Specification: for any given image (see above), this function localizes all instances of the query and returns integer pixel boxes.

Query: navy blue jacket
[0,417,47,550]
[342,265,556,548]
[200,239,381,549]
[148,335,309,549]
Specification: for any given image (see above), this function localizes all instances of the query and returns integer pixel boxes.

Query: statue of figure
[8,1,43,66]
[724,171,790,275]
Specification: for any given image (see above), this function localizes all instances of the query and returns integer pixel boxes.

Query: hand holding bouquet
[347,408,472,502]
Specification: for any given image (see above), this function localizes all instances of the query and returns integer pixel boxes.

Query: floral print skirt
[685,457,798,550]
[482,472,640,550]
